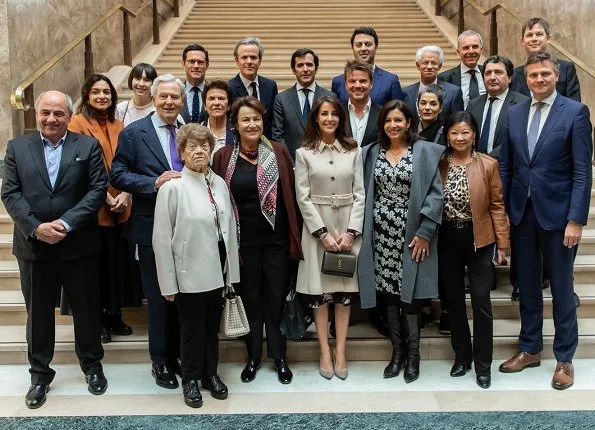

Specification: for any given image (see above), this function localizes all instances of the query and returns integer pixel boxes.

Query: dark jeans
[438,222,494,376]
[175,289,224,382]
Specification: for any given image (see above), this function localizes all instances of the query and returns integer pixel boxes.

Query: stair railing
[10,0,179,135]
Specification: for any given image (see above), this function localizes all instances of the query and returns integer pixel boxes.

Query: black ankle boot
[384,306,405,378]
[110,311,133,336]
[403,313,420,383]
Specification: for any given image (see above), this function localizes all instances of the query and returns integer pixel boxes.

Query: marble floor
[1,360,595,417]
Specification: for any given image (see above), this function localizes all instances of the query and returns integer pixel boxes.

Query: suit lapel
[287,85,305,128]
[362,104,379,146]
[531,95,563,162]
[493,92,514,144]
[519,101,531,162]
[343,102,354,137]
[231,75,248,97]
[27,134,52,190]
[53,133,80,191]
[141,117,171,171]
[453,67,462,87]
[371,68,383,101]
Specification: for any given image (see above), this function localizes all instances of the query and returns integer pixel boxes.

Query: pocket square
[75,157,87,162]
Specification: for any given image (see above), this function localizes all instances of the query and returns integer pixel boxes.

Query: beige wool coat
[294,141,365,295]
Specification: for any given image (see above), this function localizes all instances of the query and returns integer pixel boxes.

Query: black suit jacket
[467,90,530,159]
[439,64,483,87]
[511,60,581,102]
[180,81,208,124]
[229,74,278,140]
[111,113,175,245]
[403,80,464,124]
[272,83,333,160]
[1,132,108,260]
[344,101,381,147]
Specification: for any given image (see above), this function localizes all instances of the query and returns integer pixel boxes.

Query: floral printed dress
[373,147,413,296]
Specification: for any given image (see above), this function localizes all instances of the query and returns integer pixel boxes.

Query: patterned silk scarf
[224,136,279,237]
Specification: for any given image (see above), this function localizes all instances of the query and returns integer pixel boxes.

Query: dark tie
[478,96,497,153]
[249,82,258,100]
[527,102,544,159]
[191,87,201,123]
[468,69,480,100]
[302,88,311,123]
[165,124,183,171]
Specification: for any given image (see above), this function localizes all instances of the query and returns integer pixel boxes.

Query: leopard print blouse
[443,164,472,221]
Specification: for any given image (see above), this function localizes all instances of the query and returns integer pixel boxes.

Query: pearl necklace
[131,98,153,110]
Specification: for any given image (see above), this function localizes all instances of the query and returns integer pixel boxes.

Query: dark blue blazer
[200,118,235,146]
[498,94,592,230]
[229,74,278,140]
[511,60,581,102]
[331,66,404,106]
[110,113,174,245]
[403,80,464,124]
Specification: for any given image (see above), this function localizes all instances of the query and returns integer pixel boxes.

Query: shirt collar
[348,98,371,112]
[460,63,481,74]
[185,80,205,92]
[40,131,67,147]
[490,87,509,101]
[239,74,258,89]
[419,79,438,92]
[317,139,343,153]
[152,111,184,128]
[296,82,317,92]
[532,91,557,107]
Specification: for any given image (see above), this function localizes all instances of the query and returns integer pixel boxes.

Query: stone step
[2,318,595,365]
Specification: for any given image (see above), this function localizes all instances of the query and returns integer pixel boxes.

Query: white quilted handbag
[220,285,250,338]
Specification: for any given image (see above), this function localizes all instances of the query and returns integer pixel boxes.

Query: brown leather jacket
[439,152,509,249]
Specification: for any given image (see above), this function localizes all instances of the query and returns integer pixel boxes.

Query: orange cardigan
[68,114,131,226]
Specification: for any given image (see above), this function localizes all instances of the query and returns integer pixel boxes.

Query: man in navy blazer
[331,27,403,106]
[180,44,209,124]
[403,45,464,124]
[229,37,278,140]
[111,75,185,391]
[498,52,592,390]
[272,48,333,160]
[439,30,486,108]
[511,17,581,102]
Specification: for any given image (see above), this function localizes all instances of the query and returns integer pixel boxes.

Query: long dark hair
[377,100,418,150]
[443,111,479,151]
[78,74,118,121]
[302,95,357,151]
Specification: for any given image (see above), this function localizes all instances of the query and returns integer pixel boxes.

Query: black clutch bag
[321,251,356,278]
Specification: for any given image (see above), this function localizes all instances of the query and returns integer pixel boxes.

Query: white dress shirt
[526,91,557,138]
[185,81,205,116]
[296,82,317,112]
[460,63,486,108]
[239,74,259,99]
[480,88,508,153]
[348,99,372,146]
[151,113,185,169]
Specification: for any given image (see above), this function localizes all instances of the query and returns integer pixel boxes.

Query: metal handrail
[10,0,178,112]
[435,0,595,79]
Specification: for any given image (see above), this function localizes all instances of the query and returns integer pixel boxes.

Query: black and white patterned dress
[373,148,413,296]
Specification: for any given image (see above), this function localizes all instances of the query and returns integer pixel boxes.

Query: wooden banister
[434,0,595,80]
[10,0,179,134]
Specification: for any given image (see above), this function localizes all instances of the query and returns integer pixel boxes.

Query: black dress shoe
[275,359,293,384]
[110,313,133,336]
[152,364,179,389]
[201,375,228,400]
[511,286,520,301]
[85,372,108,395]
[241,359,261,383]
[25,384,49,409]
[100,325,111,344]
[476,374,491,389]
[450,363,472,377]
[182,380,203,408]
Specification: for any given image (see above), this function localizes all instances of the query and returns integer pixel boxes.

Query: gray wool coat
[357,140,445,307]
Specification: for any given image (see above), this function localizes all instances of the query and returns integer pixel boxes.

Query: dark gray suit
[344,101,381,147]
[467,90,529,159]
[272,83,333,160]
[1,131,108,384]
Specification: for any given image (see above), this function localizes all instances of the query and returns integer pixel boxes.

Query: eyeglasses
[185,60,207,66]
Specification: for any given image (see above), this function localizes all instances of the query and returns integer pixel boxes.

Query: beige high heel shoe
[333,349,348,380]
[319,349,334,380]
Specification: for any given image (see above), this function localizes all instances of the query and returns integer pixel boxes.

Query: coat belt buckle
[330,194,339,208]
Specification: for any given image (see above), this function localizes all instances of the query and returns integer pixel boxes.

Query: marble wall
[439,0,594,117]
[0,0,176,156]
[0,0,12,156]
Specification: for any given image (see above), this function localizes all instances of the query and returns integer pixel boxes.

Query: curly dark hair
[78,74,118,122]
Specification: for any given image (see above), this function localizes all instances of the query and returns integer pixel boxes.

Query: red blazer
[212,141,303,261]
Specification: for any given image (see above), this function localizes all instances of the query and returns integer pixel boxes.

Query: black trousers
[438,222,493,376]
[18,256,104,385]
[138,245,179,365]
[175,288,224,382]
[236,240,289,361]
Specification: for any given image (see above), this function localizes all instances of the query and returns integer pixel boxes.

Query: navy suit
[229,74,278,140]
[331,66,404,106]
[498,94,592,362]
[403,80,464,124]
[511,60,581,102]
[111,113,180,365]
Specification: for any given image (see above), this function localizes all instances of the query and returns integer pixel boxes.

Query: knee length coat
[357,140,445,307]
[295,141,365,295]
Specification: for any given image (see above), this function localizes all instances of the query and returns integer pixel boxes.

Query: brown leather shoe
[499,351,541,373]
[552,362,574,390]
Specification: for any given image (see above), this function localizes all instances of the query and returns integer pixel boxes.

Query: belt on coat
[310,193,354,208]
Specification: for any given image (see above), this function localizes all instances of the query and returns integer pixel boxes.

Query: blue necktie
[191,87,201,123]
[302,88,311,123]
[165,124,183,171]
[478,96,496,153]
[527,102,544,159]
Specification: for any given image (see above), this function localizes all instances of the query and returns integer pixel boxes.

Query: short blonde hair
[176,124,216,157]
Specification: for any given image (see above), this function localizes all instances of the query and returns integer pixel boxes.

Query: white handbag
[220,285,250,338]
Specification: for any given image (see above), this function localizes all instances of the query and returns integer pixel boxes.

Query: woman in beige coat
[295,95,365,380]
